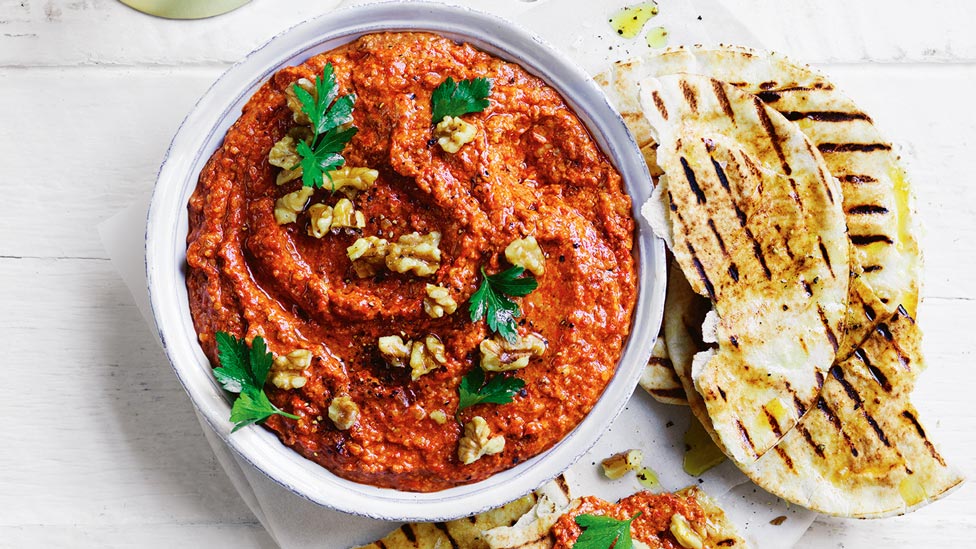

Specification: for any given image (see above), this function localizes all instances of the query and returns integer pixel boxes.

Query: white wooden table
[1,0,973,546]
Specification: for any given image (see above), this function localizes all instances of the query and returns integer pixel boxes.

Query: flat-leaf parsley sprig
[572,513,641,549]
[469,265,538,344]
[431,76,492,122]
[293,63,359,189]
[213,332,299,432]
[457,367,525,412]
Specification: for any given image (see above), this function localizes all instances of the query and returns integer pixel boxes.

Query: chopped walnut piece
[269,129,313,185]
[601,449,644,479]
[429,409,448,425]
[347,236,390,278]
[327,166,379,198]
[480,332,547,372]
[423,284,457,318]
[505,235,546,276]
[284,77,315,125]
[270,349,311,390]
[273,187,314,225]
[328,394,359,431]
[386,231,441,277]
[669,513,704,549]
[307,199,365,238]
[434,115,478,153]
[458,416,505,465]
[377,335,411,368]
[409,335,448,381]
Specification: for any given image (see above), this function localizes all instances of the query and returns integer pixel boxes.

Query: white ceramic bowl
[146,1,666,522]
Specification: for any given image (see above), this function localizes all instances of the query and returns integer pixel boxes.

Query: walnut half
[347,236,390,278]
[307,198,365,238]
[328,394,359,431]
[378,334,447,380]
[423,284,458,318]
[434,116,478,153]
[480,333,547,372]
[458,416,505,465]
[270,349,311,389]
[274,187,314,225]
[409,335,448,381]
[386,231,442,277]
[327,166,379,198]
[505,236,546,277]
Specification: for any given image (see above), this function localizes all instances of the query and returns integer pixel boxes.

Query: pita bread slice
[600,45,921,358]
[357,476,571,549]
[638,329,688,405]
[485,486,745,549]
[740,307,963,517]
[482,478,575,549]
[639,73,849,465]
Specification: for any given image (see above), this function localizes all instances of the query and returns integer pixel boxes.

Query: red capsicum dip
[185,32,637,491]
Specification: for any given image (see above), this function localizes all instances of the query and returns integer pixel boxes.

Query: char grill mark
[862,265,883,273]
[818,305,839,352]
[902,410,947,466]
[863,303,877,321]
[864,413,892,447]
[667,190,678,211]
[799,424,825,459]
[830,365,861,407]
[837,173,878,184]
[781,110,871,123]
[708,218,728,254]
[651,90,669,121]
[802,281,813,297]
[788,178,804,208]
[774,445,795,471]
[711,157,732,190]
[712,78,736,120]
[680,78,699,113]
[728,263,739,282]
[854,348,891,392]
[681,156,708,204]
[400,524,417,543]
[432,523,460,549]
[743,226,772,279]
[818,142,892,153]
[718,386,728,401]
[687,242,716,299]
[817,396,859,457]
[753,97,791,174]
[818,237,834,277]
[736,419,756,452]
[847,204,890,215]
[765,406,784,438]
[850,234,894,246]
[803,139,835,204]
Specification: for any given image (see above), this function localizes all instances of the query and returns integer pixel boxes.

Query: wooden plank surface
[1,0,973,547]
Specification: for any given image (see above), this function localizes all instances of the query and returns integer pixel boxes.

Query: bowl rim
[146,0,666,522]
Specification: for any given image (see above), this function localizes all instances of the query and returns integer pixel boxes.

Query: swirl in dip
[186,32,637,491]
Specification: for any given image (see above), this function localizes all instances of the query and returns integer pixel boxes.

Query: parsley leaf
[431,76,492,122]
[213,332,299,432]
[469,266,538,344]
[458,367,525,411]
[293,63,359,189]
[572,513,641,549]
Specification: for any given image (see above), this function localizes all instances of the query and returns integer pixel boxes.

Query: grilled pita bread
[638,330,688,405]
[599,45,921,357]
[357,476,571,549]
[639,73,849,465]
[485,486,744,549]
[740,307,962,517]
